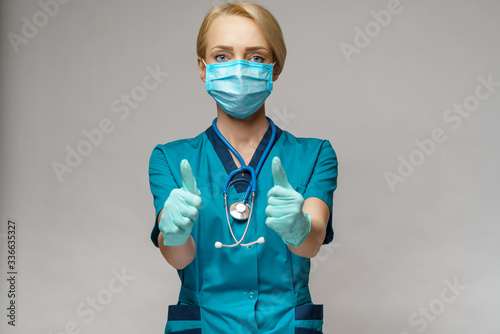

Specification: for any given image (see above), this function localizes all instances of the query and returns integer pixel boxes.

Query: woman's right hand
[159,159,202,246]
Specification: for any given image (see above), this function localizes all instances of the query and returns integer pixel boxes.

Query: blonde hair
[196,1,287,74]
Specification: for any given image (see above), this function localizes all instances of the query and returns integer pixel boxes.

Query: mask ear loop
[270,62,277,83]
[201,58,210,88]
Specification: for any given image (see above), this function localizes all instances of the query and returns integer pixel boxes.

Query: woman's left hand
[265,157,311,247]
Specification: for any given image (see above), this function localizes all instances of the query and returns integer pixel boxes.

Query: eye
[215,54,229,62]
[250,55,265,63]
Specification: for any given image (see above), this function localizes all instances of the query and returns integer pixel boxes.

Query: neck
[215,105,269,148]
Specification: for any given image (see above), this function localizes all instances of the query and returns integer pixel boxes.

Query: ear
[272,65,281,82]
[197,57,206,83]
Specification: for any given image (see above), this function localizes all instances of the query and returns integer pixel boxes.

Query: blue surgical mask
[203,59,274,118]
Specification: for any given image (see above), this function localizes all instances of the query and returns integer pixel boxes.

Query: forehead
[206,14,270,49]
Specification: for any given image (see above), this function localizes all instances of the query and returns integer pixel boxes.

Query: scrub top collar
[205,121,283,193]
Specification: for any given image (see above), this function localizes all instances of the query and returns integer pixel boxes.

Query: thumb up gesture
[265,157,311,247]
[159,159,202,246]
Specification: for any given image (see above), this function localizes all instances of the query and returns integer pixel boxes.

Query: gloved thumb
[180,159,200,195]
[271,157,292,189]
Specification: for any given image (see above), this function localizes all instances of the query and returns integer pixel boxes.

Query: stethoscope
[213,117,276,248]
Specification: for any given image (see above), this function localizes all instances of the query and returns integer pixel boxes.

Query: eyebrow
[210,45,269,52]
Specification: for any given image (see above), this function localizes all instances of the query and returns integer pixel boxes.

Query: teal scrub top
[149,122,338,334]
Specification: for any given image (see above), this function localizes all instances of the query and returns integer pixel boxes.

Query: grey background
[1,0,499,333]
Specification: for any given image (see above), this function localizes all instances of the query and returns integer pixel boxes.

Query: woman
[149,2,338,333]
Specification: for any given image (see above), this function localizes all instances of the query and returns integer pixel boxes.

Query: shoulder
[278,130,337,158]
[149,132,208,172]
[279,130,330,146]
[152,132,207,156]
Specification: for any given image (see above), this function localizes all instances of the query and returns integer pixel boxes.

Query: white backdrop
[1,0,499,333]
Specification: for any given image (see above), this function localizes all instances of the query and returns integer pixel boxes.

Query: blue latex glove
[159,159,202,246]
[265,157,311,247]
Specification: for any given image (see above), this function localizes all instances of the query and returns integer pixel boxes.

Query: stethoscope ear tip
[257,237,265,244]
[215,241,223,248]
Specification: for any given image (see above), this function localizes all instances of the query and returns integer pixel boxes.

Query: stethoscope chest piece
[229,201,251,221]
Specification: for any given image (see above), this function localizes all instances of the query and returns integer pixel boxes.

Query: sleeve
[303,140,338,244]
[148,145,179,248]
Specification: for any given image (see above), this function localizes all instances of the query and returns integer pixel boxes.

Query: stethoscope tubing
[212,117,276,203]
[223,165,256,194]
[212,116,276,248]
